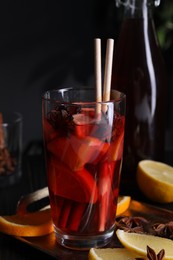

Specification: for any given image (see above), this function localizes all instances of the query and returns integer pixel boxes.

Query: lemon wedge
[137,160,173,203]
[116,229,173,260]
[88,247,139,260]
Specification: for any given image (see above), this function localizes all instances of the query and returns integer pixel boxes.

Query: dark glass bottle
[111,0,167,188]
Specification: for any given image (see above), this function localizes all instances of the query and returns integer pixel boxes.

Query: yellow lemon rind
[88,247,140,260]
[137,160,173,203]
[116,229,173,260]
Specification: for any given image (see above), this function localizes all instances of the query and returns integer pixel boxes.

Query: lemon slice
[137,160,173,203]
[88,247,139,260]
[116,196,131,216]
[116,229,173,260]
[0,209,53,237]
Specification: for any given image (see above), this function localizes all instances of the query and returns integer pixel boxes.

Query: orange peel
[0,209,53,237]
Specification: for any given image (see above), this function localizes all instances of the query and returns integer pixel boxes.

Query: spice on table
[152,221,173,239]
[147,245,165,260]
[115,216,149,233]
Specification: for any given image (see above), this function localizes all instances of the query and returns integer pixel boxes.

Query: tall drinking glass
[42,87,126,250]
[0,111,22,187]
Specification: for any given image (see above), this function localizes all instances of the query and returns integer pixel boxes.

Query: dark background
[0,0,173,151]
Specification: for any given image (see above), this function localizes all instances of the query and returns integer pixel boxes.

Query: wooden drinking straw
[94,38,102,115]
[94,38,115,231]
[103,38,114,103]
[94,38,114,114]
[95,38,102,102]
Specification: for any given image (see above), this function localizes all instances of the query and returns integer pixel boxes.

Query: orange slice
[47,135,108,171]
[0,195,131,238]
[48,158,98,203]
[116,196,131,216]
[0,209,53,237]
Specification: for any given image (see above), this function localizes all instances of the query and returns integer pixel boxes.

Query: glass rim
[42,87,126,104]
[0,111,22,126]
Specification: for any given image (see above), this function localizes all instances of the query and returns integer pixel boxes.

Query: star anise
[152,221,173,239]
[147,245,165,260]
[47,104,80,135]
[115,216,149,233]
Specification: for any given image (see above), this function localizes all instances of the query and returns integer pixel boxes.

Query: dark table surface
[0,141,173,260]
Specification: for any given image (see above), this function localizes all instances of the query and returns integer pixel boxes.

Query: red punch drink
[42,88,126,249]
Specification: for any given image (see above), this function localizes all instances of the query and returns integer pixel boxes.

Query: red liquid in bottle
[112,11,167,188]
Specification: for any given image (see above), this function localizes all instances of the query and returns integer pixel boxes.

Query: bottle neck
[116,0,159,19]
